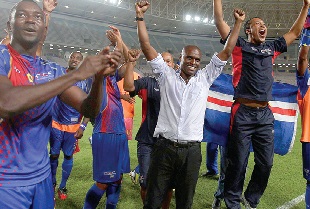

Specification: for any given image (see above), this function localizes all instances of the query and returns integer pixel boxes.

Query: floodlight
[203,18,208,23]
[185,15,191,21]
[194,16,200,22]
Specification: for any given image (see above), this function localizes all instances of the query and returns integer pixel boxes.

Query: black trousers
[144,138,202,209]
[224,103,274,209]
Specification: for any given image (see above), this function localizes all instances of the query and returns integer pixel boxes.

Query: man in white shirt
[135,1,245,208]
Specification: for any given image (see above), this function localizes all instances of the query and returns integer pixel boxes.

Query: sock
[50,157,59,185]
[59,158,73,189]
[84,184,106,209]
[306,183,310,208]
[105,183,122,209]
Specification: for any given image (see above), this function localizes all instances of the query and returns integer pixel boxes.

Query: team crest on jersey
[261,48,272,55]
[104,171,116,178]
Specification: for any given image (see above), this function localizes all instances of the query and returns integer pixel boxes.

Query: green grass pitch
[54,98,305,209]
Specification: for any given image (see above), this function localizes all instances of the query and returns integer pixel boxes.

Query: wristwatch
[135,17,144,21]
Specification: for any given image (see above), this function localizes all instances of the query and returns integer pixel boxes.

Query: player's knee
[64,154,73,160]
[50,154,59,160]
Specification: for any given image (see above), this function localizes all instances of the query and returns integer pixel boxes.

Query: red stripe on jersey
[231,46,242,88]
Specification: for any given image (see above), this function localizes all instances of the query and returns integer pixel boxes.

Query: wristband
[80,124,86,131]
[135,17,144,21]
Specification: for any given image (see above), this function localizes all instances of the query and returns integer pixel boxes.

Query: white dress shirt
[149,53,227,142]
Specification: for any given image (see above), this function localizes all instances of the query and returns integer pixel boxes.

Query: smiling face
[68,52,83,71]
[8,0,45,50]
[245,17,267,44]
[180,45,201,80]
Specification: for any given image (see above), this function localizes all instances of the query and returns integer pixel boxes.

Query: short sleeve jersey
[0,45,66,187]
[228,36,287,101]
[93,71,126,134]
[53,77,92,125]
[129,77,160,144]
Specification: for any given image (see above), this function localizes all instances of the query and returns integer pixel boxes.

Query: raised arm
[297,27,310,76]
[36,0,58,56]
[283,0,310,46]
[106,25,133,78]
[123,49,141,92]
[213,0,231,40]
[0,47,122,119]
[297,45,309,76]
[135,1,158,61]
[217,9,245,61]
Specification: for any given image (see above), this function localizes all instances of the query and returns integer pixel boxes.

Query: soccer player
[1,0,57,56]
[123,49,174,208]
[83,26,131,209]
[296,14,310,208]
[213,0,310,208]
[135,1,245,208]
[0,1,122,208]
[49,51,92,200]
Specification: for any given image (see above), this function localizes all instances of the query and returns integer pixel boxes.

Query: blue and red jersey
[0,44,66,187]
[52,77,92,126]
[222,36,287,101]
[93,71,125,134]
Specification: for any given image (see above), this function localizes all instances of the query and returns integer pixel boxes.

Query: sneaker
[201,171,219,179]
[129,170,139,184]
[57,187,68,200]
[212,198,221,209]
[88,136,92,145]
[241,195,256,209]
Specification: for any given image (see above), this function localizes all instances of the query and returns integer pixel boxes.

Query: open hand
[43,0,58,13]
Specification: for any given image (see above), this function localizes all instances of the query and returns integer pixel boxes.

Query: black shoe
[212,198,221,209]
[201,171,219,178]
[241,195,256,209]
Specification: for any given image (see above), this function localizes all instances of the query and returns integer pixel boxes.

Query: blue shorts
[137,142,152,188]
[92,133,130,183]
[303,142,310,181]
[50,127,77,156]
[0,174,54,209]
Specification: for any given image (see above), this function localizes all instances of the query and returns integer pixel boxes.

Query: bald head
[179,45,202,77]
[161,52,175,69]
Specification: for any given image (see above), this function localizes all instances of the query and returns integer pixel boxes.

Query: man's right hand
[128,49,141,63]
[135,1,150,16]
[75,46,122,80]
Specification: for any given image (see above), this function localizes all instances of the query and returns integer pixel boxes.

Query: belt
[235,98,268,108]
[159,136,200,148]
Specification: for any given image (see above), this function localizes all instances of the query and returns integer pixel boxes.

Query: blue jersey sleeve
[273,36,287,54]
